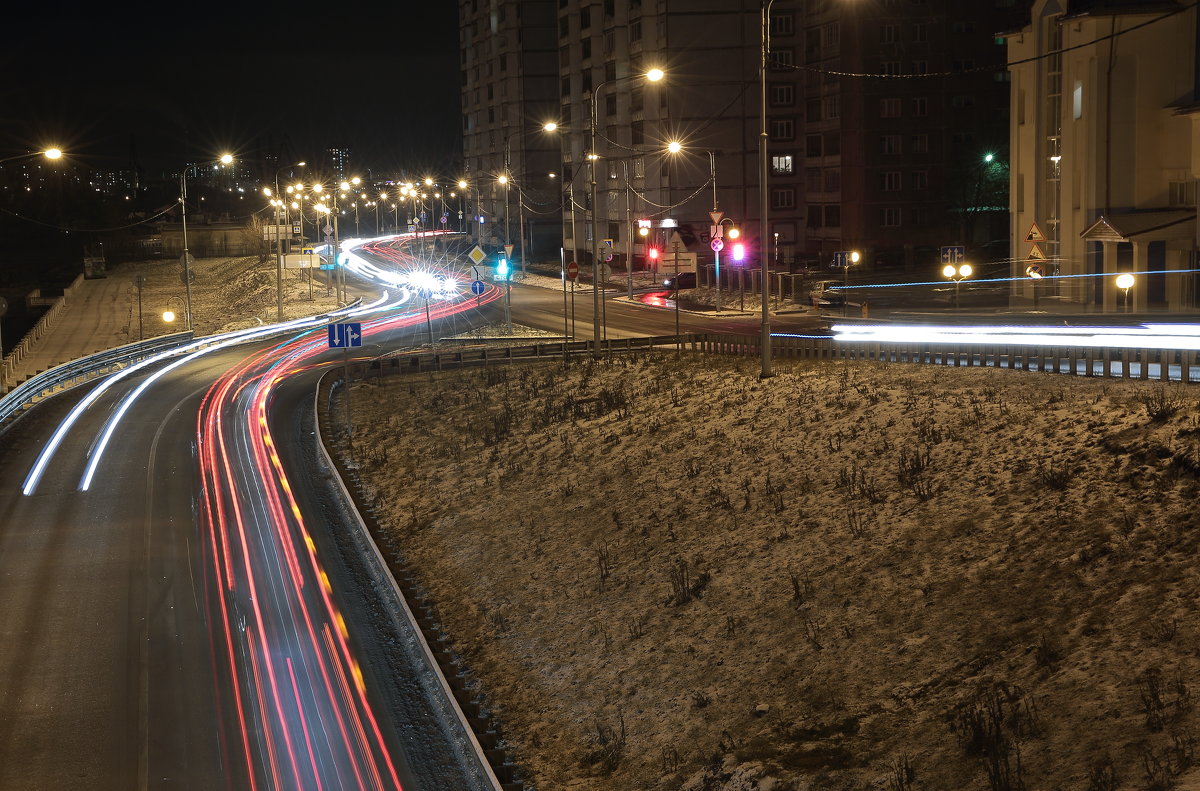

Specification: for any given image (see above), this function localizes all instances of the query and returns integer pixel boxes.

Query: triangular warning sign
[1025,223,1045,243]
[1027,243,1047,260]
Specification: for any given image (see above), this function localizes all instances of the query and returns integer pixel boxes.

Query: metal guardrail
[0,331,194,429]
[338,331,1200,385]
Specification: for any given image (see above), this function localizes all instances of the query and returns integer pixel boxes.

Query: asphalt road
[0,300,501,788]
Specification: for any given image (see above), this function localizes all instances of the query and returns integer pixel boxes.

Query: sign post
[327,322,362,456]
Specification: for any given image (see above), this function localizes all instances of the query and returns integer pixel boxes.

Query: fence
[1,274,87,387]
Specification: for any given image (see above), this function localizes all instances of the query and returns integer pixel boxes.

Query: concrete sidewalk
[6,275,134,385]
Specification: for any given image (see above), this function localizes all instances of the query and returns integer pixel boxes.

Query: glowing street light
[1116,272,1135,313]
[943,262,974,313]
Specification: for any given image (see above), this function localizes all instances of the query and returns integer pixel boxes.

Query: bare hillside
[342,352,1200,791]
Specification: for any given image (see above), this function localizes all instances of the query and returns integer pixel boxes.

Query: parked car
[808,279,847,307]
[663,271,697,290]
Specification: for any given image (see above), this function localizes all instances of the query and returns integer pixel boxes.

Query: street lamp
[161,296,186,324]
[665,141,721,308]
[180,153,235,330]
[1116,272,1135,313]
[590,67,665,356]
[942,262,973,313]
[758,0,777,378]
[268,161,305,321]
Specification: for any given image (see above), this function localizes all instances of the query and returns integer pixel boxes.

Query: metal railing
[336,331,1200,385]
[1,274,87,386]
[0,331,194,429]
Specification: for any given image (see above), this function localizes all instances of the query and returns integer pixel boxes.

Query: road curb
[313,373,520,791]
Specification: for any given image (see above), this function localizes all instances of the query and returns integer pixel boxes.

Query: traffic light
[727,227,741,240]
[497,257,509,279]
[732,242,746,262]
[648,247,659,261]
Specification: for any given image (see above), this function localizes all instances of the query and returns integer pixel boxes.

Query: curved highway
[0,234,503,789]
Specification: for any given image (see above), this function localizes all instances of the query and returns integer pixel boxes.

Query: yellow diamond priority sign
[467,245,487,265]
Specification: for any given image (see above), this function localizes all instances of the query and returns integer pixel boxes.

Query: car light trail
[193,260,500,787]
[22,232,501,787]
[830,322,1200,350]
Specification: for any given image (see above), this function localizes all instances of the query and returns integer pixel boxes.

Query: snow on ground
[115,255,348,338]
[340,351,1200,791]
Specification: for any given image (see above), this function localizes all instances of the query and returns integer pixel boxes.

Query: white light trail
[829,322,1200,351]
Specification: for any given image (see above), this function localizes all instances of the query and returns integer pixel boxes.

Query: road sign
[416,287,433,299]
[440,215,448,225]
[1027,243,1047,260]
[711,237,724,252]
[603,239,614,248]
[566,261,579,280]
[1025,223,1045,242]
[471,279,486,295]
[179,252,194,267]
[180,269,196,285]
[327,322,362,349]
[709,210,724,227]
[468,245,487,265]
[504,244,514,258]
[1025,263,1044,278]
[832,250,856,268]
[940,245,965,265]
[603,252,613,263]
[323,224,333,236]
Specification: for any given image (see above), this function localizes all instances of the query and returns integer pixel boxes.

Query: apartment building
[462,0,1025,274]
[1008,0,1200,311]
[459,0,561,259]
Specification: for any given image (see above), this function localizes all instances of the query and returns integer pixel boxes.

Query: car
[808,279,847,307]
[663,271,697,290]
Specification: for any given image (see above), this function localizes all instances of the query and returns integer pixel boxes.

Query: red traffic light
[648,247,659,259]
[732,242,746,262]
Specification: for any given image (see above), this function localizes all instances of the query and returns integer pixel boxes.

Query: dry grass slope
[342,352,1200,791]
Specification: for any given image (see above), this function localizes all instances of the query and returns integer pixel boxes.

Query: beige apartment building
[1008,0,1200,312]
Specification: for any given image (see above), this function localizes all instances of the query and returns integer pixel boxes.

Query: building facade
[460,0,560,262]
[461,0,1026,278]
[1008,0,1200,312]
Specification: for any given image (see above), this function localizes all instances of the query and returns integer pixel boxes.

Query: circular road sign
[471,279,486,295]
[1025,264,1044,278]
[416,287,433,299]
[566,261,579,281]
[711,237,724,252]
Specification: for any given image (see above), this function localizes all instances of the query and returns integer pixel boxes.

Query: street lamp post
[590,68,665,356]
[942,262,973,313]
[1116,273,1135,313]
[666,142,722,310]
[758,0,776,378]
[181,153,234,330]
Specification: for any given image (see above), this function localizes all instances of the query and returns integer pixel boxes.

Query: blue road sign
[941,245,966,265]
[337,252,350,268]
[471,279,486,295]
[416,287,433,299]
[327,322,363,349]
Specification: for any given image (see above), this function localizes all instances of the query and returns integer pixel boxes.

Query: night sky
[2,3,463,177]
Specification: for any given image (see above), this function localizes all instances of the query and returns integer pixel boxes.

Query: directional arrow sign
[327,322,363,348]
[471,279,487,295]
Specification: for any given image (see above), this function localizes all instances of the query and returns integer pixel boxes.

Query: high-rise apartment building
[459,0,560,259]
[462,0,1027,275]
[1008,0,1199,312]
